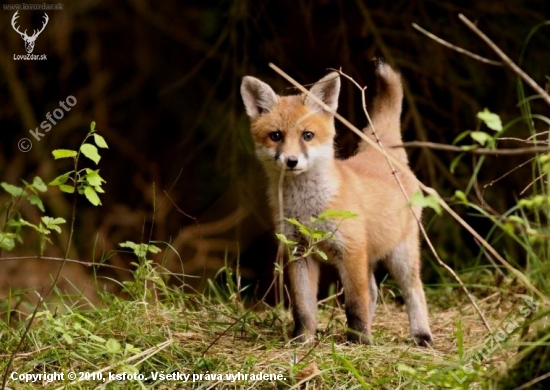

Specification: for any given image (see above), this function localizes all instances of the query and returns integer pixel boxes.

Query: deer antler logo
[11,11,49,54]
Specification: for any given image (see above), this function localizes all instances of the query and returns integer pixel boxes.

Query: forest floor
[1,271,542,390]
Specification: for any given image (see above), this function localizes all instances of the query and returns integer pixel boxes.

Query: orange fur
[241,61,433,346]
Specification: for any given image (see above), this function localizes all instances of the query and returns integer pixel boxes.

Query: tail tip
[370,57,400,83]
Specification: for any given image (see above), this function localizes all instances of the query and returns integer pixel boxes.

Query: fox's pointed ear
[304,72,340,114]
[240,76,279,118]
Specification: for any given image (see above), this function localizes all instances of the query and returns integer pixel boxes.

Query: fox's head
[240,72,340,175]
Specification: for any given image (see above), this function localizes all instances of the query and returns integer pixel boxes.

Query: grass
[0,261,546,390]
[2,20,549,389]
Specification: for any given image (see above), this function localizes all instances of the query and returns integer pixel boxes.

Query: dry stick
[338,70,493,333]
[269,63,549,306]
[0,256,130,272]
[513,371,550,390]
[399,141,550,156]
[458,13,550,108]
[484,157,536,190]
[520,171,547,196]
[276,167,286,308]
[411,23,502,66]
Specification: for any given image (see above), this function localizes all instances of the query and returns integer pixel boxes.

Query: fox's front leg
[288,255,320,342]
[336,248,372,344]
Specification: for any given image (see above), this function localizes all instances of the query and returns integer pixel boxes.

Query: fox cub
[240,61,433,346]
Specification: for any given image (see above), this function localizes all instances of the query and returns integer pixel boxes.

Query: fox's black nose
[286,156,298,169]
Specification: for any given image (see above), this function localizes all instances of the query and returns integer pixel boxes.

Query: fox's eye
[302,131,314,141]
[269,131,283,142]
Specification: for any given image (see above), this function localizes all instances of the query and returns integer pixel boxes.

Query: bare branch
[459,13,550,107]
[412,23,502,66]
[398,141,550,155]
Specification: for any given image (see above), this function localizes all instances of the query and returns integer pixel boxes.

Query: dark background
[1,0,549,303]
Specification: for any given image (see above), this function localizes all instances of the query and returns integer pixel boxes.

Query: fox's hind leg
[336,249,373,344]
[288,256,320,342]
[385,236,433,347]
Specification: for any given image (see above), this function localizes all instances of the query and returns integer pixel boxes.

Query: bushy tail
[360,59,408,165]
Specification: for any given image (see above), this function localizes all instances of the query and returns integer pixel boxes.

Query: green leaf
[285,218,302,227]
[450,153,464,174]
[119,241,138,250]
[275,233,297,246]
[311,230,326,240]
[1,182,25,197]
[452,130,472,145]
[80,143,101,164]
[12,218,41,232]
[120,241,149,258]
[28,194,45,212]
[409,191,442,215]
[477,108,503,132]
[90,121,96,132]
[0,232,16,251]
[84,186,101,206]
[49,172,71,186]
[32,176,47,192]
[316,249,328,261]
[470,131,489,146]
[52,149,77,159]
[105,338,122,354]
[62,333,74,345]
[85,170,105,186]
[93,134,108,149]
[89,334,106,343]
[124,343,141,354]
[285,218,313,237]
[318,209,358,220]
[453,190,468,204]
[148,244,161,254]
[59,184,75,193]
[41,216,66,233]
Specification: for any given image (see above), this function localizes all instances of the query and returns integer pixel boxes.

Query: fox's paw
[412,332,434,348]
[291,326,316,344]
[346,330,373,345]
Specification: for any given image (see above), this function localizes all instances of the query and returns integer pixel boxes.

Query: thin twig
[0,345,51,358]
[513,371,550,390]
[412,23,502,66]
[0,256,129,272]
[398,141,550,155]
[458,13,550,107]
[520,172,547,196]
